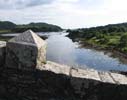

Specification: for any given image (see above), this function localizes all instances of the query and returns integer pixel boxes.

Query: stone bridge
[0,30,127,100]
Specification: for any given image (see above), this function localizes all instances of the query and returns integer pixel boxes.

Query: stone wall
[6,42,38,70]
[5,30,46,70]
[0,41,6,67]
[0,61,127,100]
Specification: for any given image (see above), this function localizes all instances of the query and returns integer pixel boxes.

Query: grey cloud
[0,0,54,9]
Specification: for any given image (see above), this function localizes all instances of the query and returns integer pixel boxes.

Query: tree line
[67,22,127,53]
[0,21,62,33]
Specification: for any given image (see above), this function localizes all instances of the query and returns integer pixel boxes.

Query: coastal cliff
[0,30,127,100]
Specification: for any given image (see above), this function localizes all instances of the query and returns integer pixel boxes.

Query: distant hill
[0,21,62,33]
[67,22,127,39]
[0,21,16,30]
[67,22,127,54]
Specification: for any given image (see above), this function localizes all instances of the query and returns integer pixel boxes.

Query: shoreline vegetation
[0,21,62,34]
[79,40,127,65]
[67,22,127,65]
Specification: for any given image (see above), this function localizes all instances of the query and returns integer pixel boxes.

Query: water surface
[1,32,127,71]
[45,32,127,71]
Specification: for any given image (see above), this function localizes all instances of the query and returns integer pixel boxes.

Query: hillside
[0,21,62,33]
[67,22,127,54]
[0,21,16,30]
[67,23,127,39]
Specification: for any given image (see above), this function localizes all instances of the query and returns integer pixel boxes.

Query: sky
[0,0,127,29]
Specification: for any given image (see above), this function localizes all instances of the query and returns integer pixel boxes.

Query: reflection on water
[46,34,77,66]
[46,32,127,71]
[74,48,125,71]
[1,32,127,71]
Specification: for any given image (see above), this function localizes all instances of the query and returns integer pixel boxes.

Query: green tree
[99,36,109,44]
[119,34,127,47]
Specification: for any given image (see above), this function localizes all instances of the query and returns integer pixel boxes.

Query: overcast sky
[0,0,127,28]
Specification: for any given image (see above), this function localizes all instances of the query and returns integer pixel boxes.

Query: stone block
[5,30,46,70]
[0,41,6,67]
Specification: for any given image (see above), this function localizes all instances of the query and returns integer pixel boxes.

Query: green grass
[79,33,124,51]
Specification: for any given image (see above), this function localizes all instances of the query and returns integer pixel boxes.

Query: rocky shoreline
[78,40,127,64]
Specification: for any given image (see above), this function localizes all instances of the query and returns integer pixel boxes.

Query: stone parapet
[5,30,46,70]
[0,41,6,67]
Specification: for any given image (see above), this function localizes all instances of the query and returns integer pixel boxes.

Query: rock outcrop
[0,30,127,100]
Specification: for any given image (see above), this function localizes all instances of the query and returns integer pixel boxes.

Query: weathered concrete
[5,30,46,70]
[40,61,127,85]
[40,61,127,99]
[0,41,6,67]
[0,61,127,100]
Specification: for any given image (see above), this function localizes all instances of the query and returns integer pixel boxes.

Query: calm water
[1,32,127,71]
